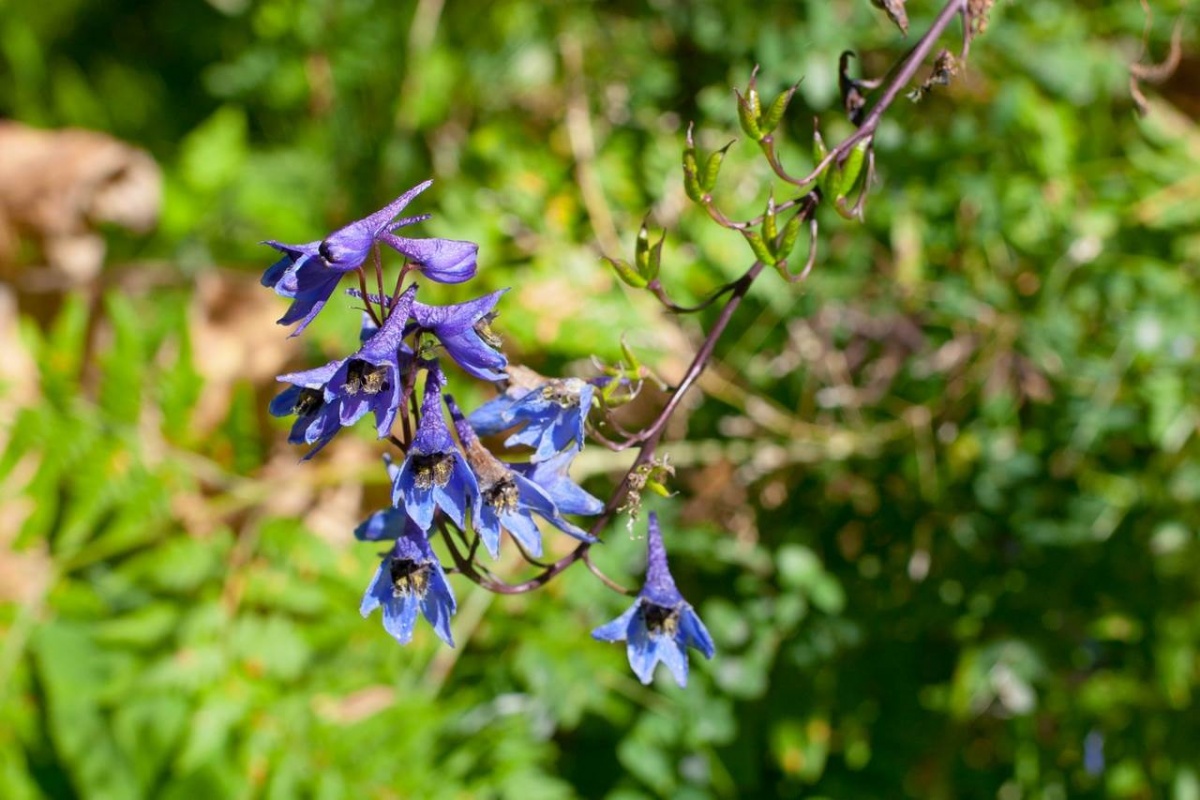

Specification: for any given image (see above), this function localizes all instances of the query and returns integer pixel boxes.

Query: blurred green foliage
[2,0,1199,797]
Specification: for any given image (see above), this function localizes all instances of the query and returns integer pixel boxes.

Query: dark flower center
[483,476,520,514]
[643,602,680,637]
[540,380,580,408]
[292,388,324,417]
[389,558,431,598]
[345,359,389,396]
[412,452,455,490]
[474,314,503,349]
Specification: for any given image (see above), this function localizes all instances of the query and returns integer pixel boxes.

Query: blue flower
[391,368,478,531]
[262,181,478,335]
[448,396,596,559]
[512,445,604,517]
[357,504,457,647]
[261,239,340,337]
[592,513,715,687]
[469,368,595,461]
[268,375,343,458]
[412,289,509,381]
[272,285,417,455]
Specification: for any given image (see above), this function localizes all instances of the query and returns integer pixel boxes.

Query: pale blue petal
[503,510,543,557]
[679,606,716,659]
[381,594,421,644]
[658,636,690,687]
[626,615,660,685]
[592,602,640,642]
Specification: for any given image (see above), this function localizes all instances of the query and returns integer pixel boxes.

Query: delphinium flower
[512,446,604,517]
[592,512,715,687]
[267,374,345,458]
[270,285,418,456]
[391,366,478,530]
[262,180,478,336]
[262,181,718,683]
[357,491,457,646]
[469,366,596,461]
[412,289,509,381]
[447,396,595,558]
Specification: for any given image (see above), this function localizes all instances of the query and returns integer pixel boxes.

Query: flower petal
[381,233,478,284]
[658,635,690,687]
[381,593,421,645]
[625,613,661,685]
[679,605,716,659]
[592,602,640,643]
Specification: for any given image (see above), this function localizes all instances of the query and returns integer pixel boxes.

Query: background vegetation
[1,0,1198,797]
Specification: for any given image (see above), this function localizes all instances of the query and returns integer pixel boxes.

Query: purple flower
[592,513,715,687]
[357,505,457,647]
[378,232,478,285]
[469,369,595,461]
[413,289,509,381]
[392,369,478,531]
[268,376,343,459]
[262,181,479,335]
[272,286,417,455]
[448,396,595,559]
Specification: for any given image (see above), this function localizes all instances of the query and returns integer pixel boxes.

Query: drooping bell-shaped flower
[357,502,457,647]
[391,367,478,531]
[412,289,509,381]
[511,445,604,517]
[272,285,418,455]
[448,396,595,559]
[592,513,715,687]
[268,376,344,459]
[469,367,594,461]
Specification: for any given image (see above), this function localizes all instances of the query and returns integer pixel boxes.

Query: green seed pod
[682,127,704,204]
[839,139,870,196]
[776,212,806,261]
[645,231,664,283]
[701,142,733,193]
[742,228,777,266]
[762,193,779,245]
[735,87,763,141]
[761,81,799,137]
[813,128,841,198]
[634,219,651,273]
[603,256,648,289]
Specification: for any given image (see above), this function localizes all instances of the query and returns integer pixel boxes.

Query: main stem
[493,260,767,594]
[800,0,965,185]
[469,0,969,595]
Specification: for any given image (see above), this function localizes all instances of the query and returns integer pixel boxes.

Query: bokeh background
[1,1,1199,797]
